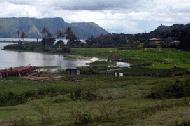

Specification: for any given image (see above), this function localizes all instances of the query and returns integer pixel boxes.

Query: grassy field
[71,48,190,69]
[0,48,190,126]
[0,75,190,126]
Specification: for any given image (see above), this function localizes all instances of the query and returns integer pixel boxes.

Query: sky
[0,0,190,33]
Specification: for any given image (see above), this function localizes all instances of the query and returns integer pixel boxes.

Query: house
[115,72,124,77]
[54,40,71,53]
[55,40,65,49]
[55,37,69,45]
[66,68,80,76]
[149,38,163,48]
[169,41,181,47]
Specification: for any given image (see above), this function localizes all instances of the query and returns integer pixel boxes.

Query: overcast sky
[0,0,190,33]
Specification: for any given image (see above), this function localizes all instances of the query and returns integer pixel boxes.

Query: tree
[85,33,127,48]
[171,27,190,50]
[178,30,190,50]
[36,33,40,42]
[20,31,26,41]
[65,27,77,42]
[41,27,54,49]
[41,27,52,38]
[17,30,21,45]
[17,30,20,38]
[56,30,65,38]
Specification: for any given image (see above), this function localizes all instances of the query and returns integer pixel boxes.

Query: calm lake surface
[0,43,95,69]
[0,38,42,42]
[0,41,130,69]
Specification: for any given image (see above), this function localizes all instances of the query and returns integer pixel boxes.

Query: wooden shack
[66,68,80,76]
[115,72,124,77]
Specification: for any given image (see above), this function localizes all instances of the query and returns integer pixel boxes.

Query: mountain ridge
[0,17,108,39]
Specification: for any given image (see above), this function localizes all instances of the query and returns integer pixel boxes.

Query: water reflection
[116,62,130,68]
[0,43,91,69]
[0,43,130,69]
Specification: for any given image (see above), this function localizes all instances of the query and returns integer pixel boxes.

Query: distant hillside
[130,23,190,50]
[149,24,189,38]
[0,17,108,39]
[70,22,108,39]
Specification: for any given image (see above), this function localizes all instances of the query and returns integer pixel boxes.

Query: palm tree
[17,30,20,38]
[56,30,65,38]
[65,27,77,41]
[21,31,26,41]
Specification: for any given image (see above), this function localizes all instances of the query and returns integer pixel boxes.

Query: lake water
[0,42,130,69]
[116,62,130,68]
[0,38,42,42]
[0,43,96,69]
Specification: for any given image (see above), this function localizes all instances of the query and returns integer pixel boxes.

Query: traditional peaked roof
[149,38,162,41]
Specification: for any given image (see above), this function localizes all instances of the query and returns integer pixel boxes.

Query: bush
[175,120,190,126]
[16,117,34,126]
[69,88,82,100]
[69,88,97,101]
[123,67,187,77]
[95,101,122,123]
[33,103,53,125]
[0,87,68,106]
[81,88,97,101]
[71,109,93,125]
[148,79,190,99]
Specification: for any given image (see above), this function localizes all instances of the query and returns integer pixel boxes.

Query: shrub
[69,88,97,101]
[71,109,93,125]
[69,88,82,100]
[82,89,97,101]
[33,103,53,125]
[95,101,122,123]
[175,120,190,126]
[148,79,190,99]
[16,117,33,126]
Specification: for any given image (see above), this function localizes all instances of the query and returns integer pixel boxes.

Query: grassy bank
[71,48,190,69]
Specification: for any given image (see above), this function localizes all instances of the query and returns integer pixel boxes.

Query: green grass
[0,47,190,125]
[71,48,190,69]
[0,75,190,126]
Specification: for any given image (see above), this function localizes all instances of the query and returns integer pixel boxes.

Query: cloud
[0,0,190,33]
[6,0,142,10]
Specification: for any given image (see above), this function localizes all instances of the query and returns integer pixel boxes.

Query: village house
[169,40,181,47]
[115,72,124,77]
[149,38,163,48]
[113,69,124,77]
[66,68,80,76]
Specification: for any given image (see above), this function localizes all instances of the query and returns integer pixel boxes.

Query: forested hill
[0,17,108,39]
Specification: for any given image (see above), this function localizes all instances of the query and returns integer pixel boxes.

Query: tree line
[16,23,190,50]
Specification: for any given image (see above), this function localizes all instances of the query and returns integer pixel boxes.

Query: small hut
[169,41,181,47]
[66,68,80,76]
[115,72,124,77]
[114,69,124,77]
[149,38,163,48]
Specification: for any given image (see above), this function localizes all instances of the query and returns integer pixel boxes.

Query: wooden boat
[0,66,38,78]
